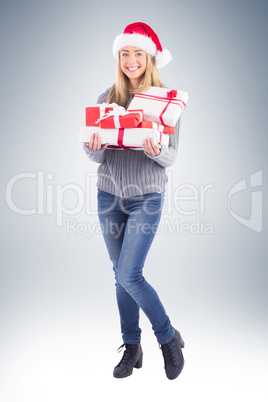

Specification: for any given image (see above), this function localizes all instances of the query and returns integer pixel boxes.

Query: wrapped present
[137,120,175,134]
[79,126,169,150]
[128,86,189,126]
[97,108,143,129]
[85,103,117,126]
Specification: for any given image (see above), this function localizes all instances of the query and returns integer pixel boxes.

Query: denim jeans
[97,189,175,345]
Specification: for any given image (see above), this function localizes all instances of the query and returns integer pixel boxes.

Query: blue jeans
[97,189,175,345]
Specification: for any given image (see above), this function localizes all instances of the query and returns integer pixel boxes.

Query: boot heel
[134,354,143,369]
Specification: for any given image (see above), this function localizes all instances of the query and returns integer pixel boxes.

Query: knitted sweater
[83,87,181,198]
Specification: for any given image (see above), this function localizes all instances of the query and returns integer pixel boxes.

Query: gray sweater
[83,87,181,198]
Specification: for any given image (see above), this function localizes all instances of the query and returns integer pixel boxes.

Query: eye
[137,53,143,56]
[121,53,128,57]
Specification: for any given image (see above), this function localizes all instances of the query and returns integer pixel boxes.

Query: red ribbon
[167,90,178,99]
[117,128,139,149]
[118,128,125,148]
[159,89,178,125]
[106,128,162,150]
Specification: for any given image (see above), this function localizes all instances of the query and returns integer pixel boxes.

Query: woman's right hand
[86,133,109,151]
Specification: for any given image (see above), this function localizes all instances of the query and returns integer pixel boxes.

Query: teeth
[127,67,139,71]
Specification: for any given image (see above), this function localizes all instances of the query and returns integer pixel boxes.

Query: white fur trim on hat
[155,49,172,69]
[113,33,157,58]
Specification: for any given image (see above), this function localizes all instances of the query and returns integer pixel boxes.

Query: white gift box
[79,126,169,150]
[127,86,189,126]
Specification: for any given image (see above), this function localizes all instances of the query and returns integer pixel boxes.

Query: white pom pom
[155,49,172,68]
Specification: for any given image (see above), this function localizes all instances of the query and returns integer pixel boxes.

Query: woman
[83,22,185,380]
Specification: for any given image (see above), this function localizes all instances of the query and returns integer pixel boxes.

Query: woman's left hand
[143,137,162,157]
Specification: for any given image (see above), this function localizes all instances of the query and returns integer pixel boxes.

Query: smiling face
[120,46,147,89]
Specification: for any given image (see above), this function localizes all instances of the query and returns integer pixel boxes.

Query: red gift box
[85,105,114,126]
[98,109,143,129]
[137,120,175,134]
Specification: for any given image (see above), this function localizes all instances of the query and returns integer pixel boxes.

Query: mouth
[126,67,140,72]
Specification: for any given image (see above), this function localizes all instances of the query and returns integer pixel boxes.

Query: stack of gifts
[79,87,189,150]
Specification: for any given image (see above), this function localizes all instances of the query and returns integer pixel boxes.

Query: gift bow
[167,90,178,99]
[95,102,118,118]
[96,104,130,124]
[96,105,143,129]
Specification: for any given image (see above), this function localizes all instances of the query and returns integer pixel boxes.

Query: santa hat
[113,22,172,69]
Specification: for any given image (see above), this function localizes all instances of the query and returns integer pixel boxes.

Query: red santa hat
[113,22,172,69]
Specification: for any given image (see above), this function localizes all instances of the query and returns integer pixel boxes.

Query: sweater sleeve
[144,117,181,168]
[82,89,110,164]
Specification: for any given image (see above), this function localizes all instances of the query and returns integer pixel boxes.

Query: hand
[86,133,109,151]
[143,137,162,156]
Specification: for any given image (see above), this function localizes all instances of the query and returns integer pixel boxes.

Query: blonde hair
[107,53,164,106]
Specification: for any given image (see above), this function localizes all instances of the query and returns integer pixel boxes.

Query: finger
[142,138,149,153]
[143,137,153,154]
[92,133,98,151]
[146,137,157,156]
[88,134,95,150]
[96,134,102,150]
[152,141,161,155]
[101,143,109,149]
[149,137,161,150]
[91,133,96,151]
[143,138,152,155]
[93,133,100,151]
[149,137,161,155]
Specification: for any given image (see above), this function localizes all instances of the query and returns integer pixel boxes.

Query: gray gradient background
[1,0,267,400]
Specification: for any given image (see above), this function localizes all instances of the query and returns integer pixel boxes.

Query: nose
[128,53,136,64]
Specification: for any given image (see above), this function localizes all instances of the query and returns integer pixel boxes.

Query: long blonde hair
[107,53,164,106]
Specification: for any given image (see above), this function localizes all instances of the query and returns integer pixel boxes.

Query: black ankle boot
[160,329,185,380]
[113,344,143,378]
